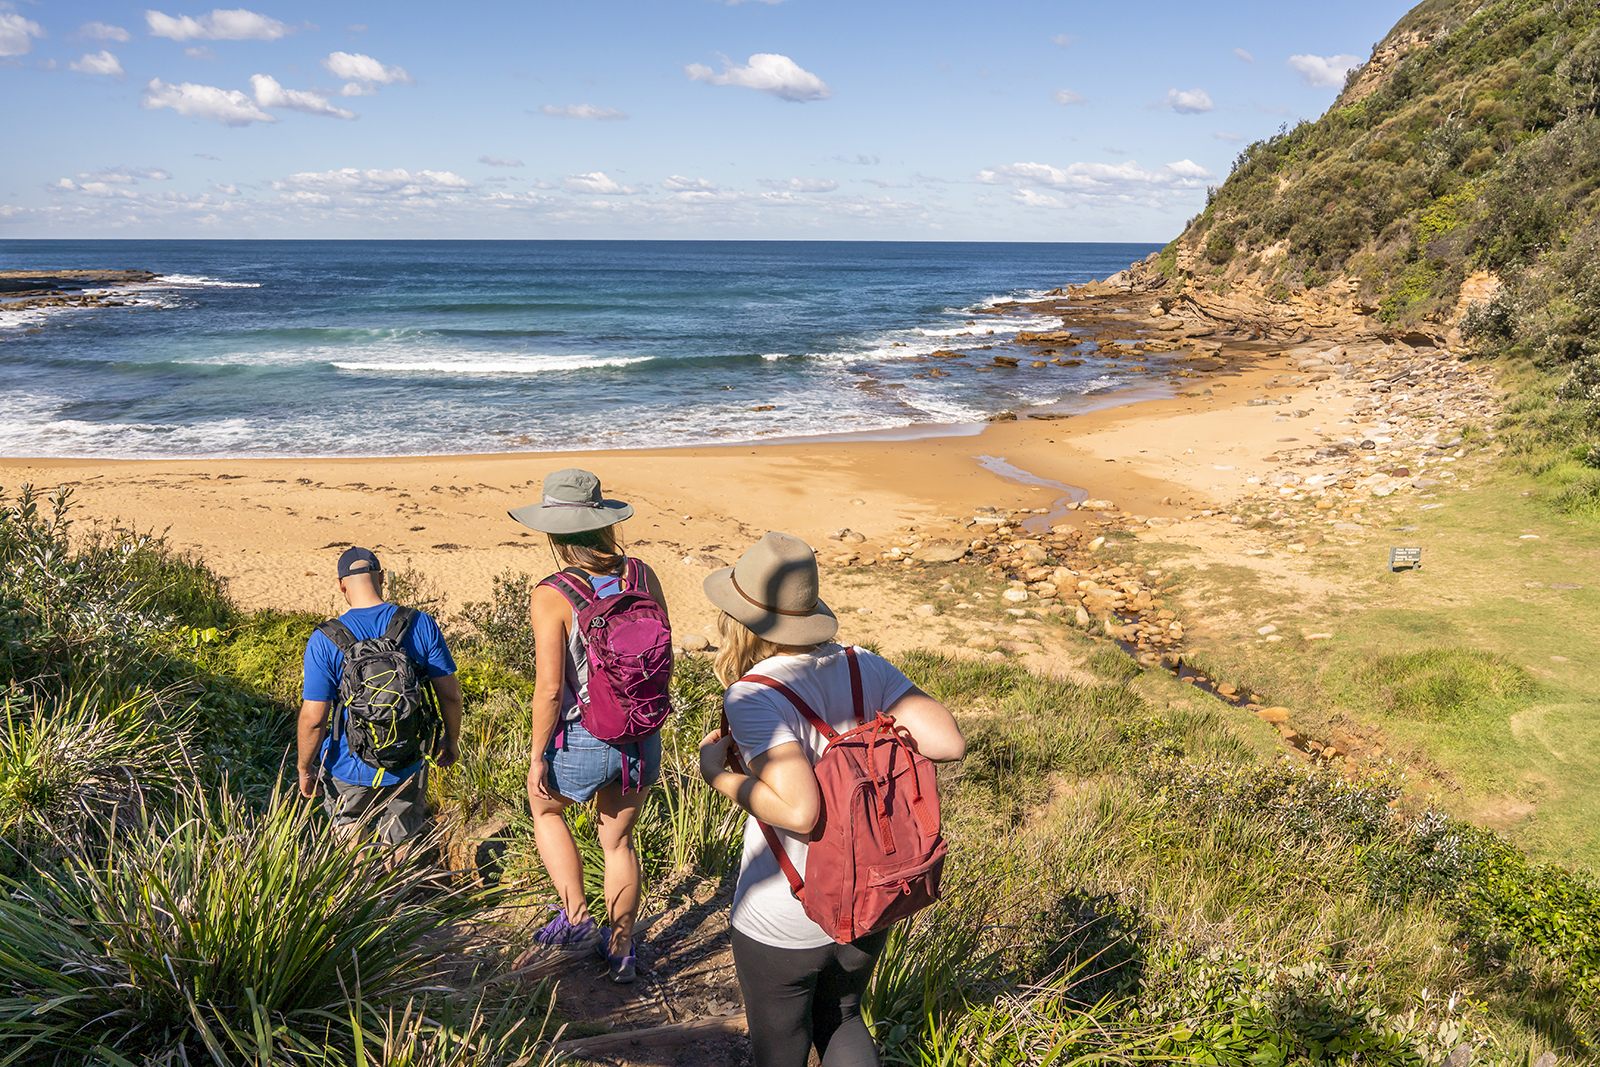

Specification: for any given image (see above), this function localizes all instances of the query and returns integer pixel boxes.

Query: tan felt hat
[703,531,838,646]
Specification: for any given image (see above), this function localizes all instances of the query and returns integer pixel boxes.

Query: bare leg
[594,780,647,955]
[528,786,589,924]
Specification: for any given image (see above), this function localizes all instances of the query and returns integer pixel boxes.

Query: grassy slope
[1124,449,1600,870]
[1141,0,1600,868]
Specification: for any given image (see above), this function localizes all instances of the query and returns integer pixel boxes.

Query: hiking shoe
[519,909,601,964]
[596,927,637,984]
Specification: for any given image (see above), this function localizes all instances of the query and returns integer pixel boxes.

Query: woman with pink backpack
[508,469,674,985]
[697,532,966,1067]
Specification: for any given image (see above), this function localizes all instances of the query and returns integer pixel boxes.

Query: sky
[0,0,1415,242]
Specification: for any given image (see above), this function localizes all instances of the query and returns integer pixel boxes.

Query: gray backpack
[315,607,440,772]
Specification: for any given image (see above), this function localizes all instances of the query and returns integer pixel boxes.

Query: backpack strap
[720,708,807,901]
[845,646,866,726]
[383,605,418,642]
[623,556,647,593]
[540,569,597,611]
[314,617,357,656]
[739,674,841,742]
[312,619,358,744]
[724,648,870,902]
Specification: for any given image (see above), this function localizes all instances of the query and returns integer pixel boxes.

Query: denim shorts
[545,719,662,803]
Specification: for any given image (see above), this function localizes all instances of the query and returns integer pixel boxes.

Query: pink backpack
[724,647,946,944]
[541,558,674,752]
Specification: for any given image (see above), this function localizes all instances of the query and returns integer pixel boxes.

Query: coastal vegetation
[7,2,1600,1062]
[1169,0,1600,513]
[4,479,1598,1066]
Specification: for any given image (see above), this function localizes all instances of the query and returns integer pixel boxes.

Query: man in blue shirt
[297,547,463,846]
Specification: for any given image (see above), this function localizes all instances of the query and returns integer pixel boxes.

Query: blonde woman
[507,469,670,985]
[696,532,965,1067]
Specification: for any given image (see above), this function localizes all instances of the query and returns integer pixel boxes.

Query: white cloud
[322,51,412,85]
[1233,48,1254,63]
[0,13,45,57]
[479,156,524,168]
[142,78,276,125]
[661,175,719,192]
[975,158,1214,209]
[1287,53,1361,88]
[250,74,355,118]
[185,45,217,59]
[212,182,239,194]
[1053,88,1085,105]
[539,103,628,120]
[1214,131,1244,142]
[1157,88,1214,114]
[757,177,838,192]
[52,179,138,199]
[70,50,125,77]
[685,53,831,102]
[562,172,642,195]
[1011,188,1070,209]
[146,8,291,42]
[276,168,475,199]
[77,166,172,183]
[863,178,910,188]
[1052,34,1076,49]
[80,22,132,43]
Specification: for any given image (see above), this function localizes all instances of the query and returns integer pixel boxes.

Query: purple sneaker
[519,909,601,964]
[596,927,637,984]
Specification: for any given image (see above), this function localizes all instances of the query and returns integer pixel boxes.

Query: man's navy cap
[337,547,381,578]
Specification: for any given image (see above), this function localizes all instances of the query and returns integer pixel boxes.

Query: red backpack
[723,647,946,944]
[541,558,674,749]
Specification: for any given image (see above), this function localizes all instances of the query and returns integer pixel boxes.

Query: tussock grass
[0,688,192,860]
[0,784,557,1065]
[1353,647,1538,722]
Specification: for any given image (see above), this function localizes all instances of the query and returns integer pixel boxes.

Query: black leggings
[731,927,889,1067]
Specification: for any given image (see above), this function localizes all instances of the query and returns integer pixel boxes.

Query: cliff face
[1149,0,1600,353]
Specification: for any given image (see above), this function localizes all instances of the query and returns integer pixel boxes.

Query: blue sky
[0,1,1413,241]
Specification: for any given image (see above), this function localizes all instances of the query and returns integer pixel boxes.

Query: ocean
[0,240,1164,458]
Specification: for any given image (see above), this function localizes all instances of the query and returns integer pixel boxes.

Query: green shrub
[454,570,537,674]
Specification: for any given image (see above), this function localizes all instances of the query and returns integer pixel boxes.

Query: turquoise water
[0,240,1162,457]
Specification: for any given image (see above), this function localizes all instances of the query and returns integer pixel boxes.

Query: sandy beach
[1,340,1346,650]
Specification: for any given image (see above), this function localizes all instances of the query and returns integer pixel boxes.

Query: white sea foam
[151,274,263,289]
[330,355,654,374]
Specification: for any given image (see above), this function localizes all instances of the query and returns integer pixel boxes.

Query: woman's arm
[698,735,820,834]
[526,583,572,799]
[885,686,965,762]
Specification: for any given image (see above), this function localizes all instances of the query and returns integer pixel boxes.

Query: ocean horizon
[0,239,1165,459]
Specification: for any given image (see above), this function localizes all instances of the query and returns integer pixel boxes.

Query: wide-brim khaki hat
[508,468,634,534]
[704,531,838,646]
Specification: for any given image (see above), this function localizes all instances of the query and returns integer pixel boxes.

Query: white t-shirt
[724,643,917,949]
